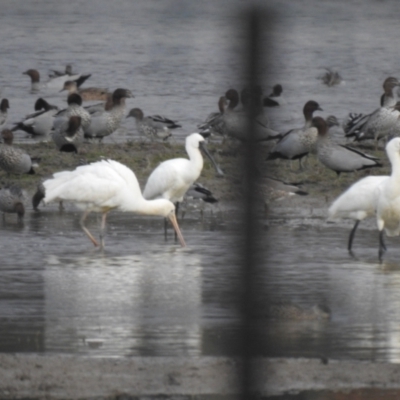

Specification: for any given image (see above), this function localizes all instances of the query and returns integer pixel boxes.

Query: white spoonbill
[43,159,186,249]
[143,133,223,203]
[143,133,223,235]
[328,175,387,253]
[376,137,400,261]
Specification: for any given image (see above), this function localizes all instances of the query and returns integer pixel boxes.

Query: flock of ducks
[10,66,184,145]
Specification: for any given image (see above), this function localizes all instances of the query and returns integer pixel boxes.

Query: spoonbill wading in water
[376,137,400,261]
[143,132,223,238]
[43,159,186,249]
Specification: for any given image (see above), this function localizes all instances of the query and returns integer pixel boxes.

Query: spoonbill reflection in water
[43,159,186,249]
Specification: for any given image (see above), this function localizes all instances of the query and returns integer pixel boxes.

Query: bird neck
[67,84,78,94]
[31,82,41,93]
[389,151,400,178]
[127,197,171,217]
[186,145,204,172]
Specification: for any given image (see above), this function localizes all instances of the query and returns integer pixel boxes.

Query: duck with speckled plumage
[83,88,133,141]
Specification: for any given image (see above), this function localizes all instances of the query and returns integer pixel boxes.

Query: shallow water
[1,0,400,362]
[2,204,400,362]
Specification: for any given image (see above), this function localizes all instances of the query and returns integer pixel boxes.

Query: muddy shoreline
[5,138,390,223]
[1,355,400,399]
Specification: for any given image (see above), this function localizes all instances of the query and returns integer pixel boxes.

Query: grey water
[4,205,400,362]
[1,0,400,362]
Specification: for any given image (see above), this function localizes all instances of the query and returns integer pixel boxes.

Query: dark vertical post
[240,6,271,399]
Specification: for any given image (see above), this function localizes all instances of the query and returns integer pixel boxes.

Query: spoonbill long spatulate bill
[43,159,186,249]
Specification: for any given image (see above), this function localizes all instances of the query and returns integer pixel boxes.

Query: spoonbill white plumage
[328,175,388,252]
[376,137,400,261]
[143,133,223,203]
[143,133,223,235]
[43,159,186,249]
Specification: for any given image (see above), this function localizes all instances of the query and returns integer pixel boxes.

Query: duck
[12,98,59,139]
[52,116,82,153]
[260,177,308,216]
[263,84,284,107]
[0,99,10,129]
[126,108,181,140]
[53,93,91,134]
[263,176,308,200]
[222,88,280,141]
[344,77,400,146]
[263,303,331,320]
[0,130,35,175]
[240,85,281,130]
[266,100,323,168]
[83,88,133,140]
[197,96,228,137]
[181,182,218,219]
[185,183,218,204]
[83,97,114,115]
[328,175,387,253]
[60,80,110,101]
[23,68,91,93]
[240,85,263,110]
[48,64,74,78]
[320,68,342,87]
[376,137,400,261]
[342,78,400,140]
[315,116,382,176]
[0,183,25,221]
[26,97,58,117]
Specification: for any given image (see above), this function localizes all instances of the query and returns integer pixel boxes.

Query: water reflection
[43,249,204,356]
[4,206,400,360]
[263,225,400,362]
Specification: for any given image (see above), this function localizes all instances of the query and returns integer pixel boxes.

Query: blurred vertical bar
[240,5,272,399]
